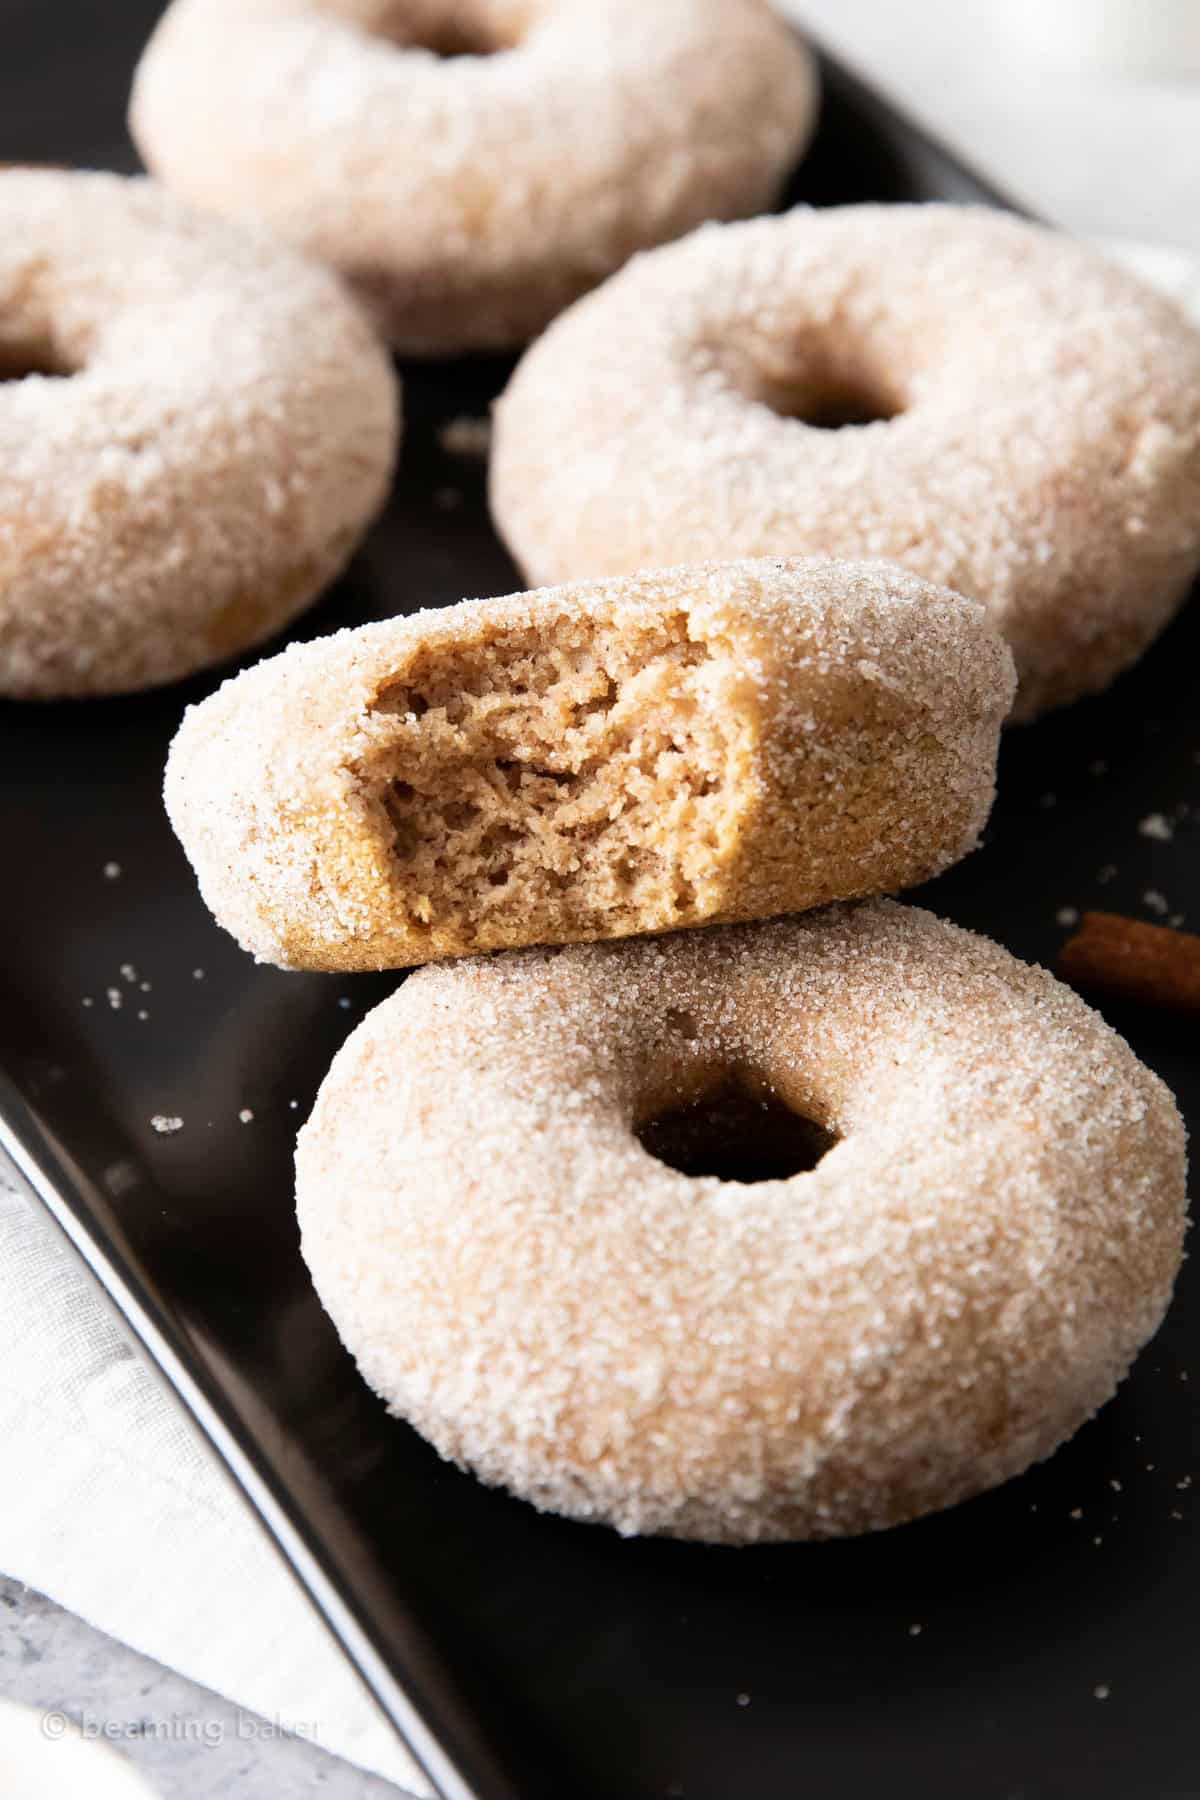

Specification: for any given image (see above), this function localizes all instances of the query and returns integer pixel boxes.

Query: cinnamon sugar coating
[492,205,1200,719]
[0,169,399,698]
[296,899,1187,1541]
[129,0,817,355]
[164,558,1014,971]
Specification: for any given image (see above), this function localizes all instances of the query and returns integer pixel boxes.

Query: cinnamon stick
[1059,911,1200,1015]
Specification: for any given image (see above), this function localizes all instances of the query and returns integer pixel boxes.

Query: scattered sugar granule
[1069,1507,1083,1521]
[140,981,151,993]
[106,987,123,1011]
[103,861,121,880]
[438,414,491,458]
[81,997,94,1009]
[1169,913,1186,929]
[337,996,352,1010]
[1056,907,1079,928]
[908,1623,922,1637]
[1110,1479,1123,1493]
[238,1108,255,1124]
[192,968,205,981]
[136,1009,150,1022]
[1144,890,1170,915]
[735,1693,750,1709]
[150,1114,183,1135]
[119,963,137,983]
[288,1099,299,1110]
[1177,1477,1192,1491]
[1171,1510,1184,1521]
[1139,813,1174,841]
[1097,863,1118,884]
[1093,1684,1111,1702]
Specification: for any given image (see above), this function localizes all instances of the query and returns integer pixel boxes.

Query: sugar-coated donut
[492,204,1200,720]
[0,169,399,698]
[129,0,818,355]
[165,558,1014,971]
[296,899,1187,1542]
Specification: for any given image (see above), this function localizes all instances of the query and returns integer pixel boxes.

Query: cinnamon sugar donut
[0,168,398,698]
[128,0,817,355]
[296,899,1187,1542]
[492,204,1200,719]
[164,558,1014,971]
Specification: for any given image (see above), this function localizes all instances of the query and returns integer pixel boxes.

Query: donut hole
[355,609,754,946]
[0,331,74,383]
[637,1088,837,1184]
[348,1,515,56]
[417,20,506,56]
[763,367,901,431]
[743,341,904,432]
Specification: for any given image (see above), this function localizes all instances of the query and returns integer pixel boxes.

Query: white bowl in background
[1007,0,1200,75]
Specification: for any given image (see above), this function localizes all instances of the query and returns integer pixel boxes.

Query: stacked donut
[166,557,1186,1544]
[7,4,1196,1544]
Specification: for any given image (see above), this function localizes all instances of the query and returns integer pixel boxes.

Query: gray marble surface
[0,1577,403,1799]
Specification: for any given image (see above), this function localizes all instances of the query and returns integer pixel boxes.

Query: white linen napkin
[0,1169,425,1796]
[0,237,1194,1797]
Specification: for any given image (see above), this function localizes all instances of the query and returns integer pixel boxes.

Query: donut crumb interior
[353,609,751,943]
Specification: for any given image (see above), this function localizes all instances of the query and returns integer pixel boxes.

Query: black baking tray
[4,8,1199,1798]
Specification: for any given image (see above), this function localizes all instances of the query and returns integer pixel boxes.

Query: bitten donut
[492,205,1200,719]
[0,168,398,698]
[296,899,1187,1542]
[165,559,1014,971]
[129,0,817,355]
